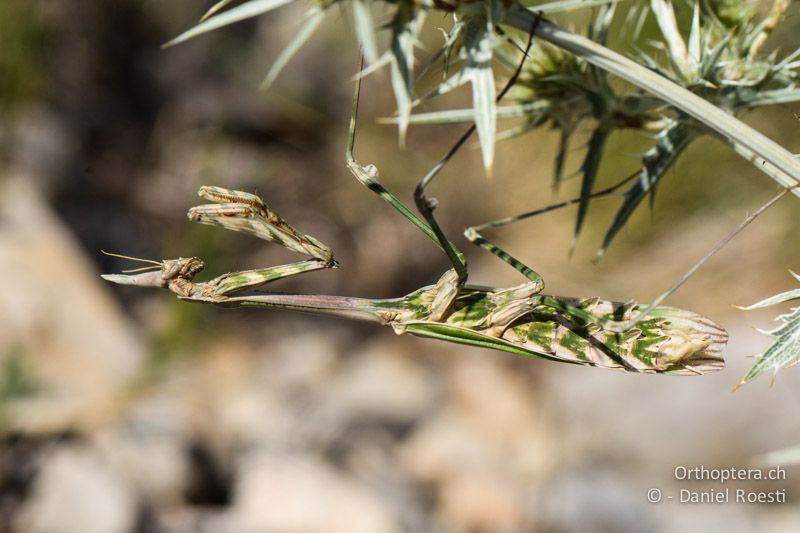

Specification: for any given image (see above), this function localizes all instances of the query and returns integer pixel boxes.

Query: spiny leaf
[552,128,572,191]
[650,0,688,73]
[574,126,610,240]
[351,0,380,65]
[588,2,615,45]
[260,8,325,91]
[463,11,497,173]
[734,273,800,390]
[201,0,237,22]
[747,88,800,107]
[687,1,701,74]
[738,272,800,310]
[414,67,470,105]
[388,3,423,145]
[598,121,695,258]
[533,0,625,14]
[164,0,296,48]
[441,18,464,78]
[381,101,546,125]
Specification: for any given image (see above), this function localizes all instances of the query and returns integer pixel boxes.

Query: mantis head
[101,252,204,291]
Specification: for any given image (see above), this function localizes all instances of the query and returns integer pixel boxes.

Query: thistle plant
[105,0,800,387]
[735,272,800,389]
[410,0,800,254]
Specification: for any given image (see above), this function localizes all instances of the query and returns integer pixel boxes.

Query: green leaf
[734,272,800,390]
[260,8,325,90]
[598,121,696,258]
[574,126,610,240]
[164,0,296,48]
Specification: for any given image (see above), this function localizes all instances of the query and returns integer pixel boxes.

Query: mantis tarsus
[103,87,729,376]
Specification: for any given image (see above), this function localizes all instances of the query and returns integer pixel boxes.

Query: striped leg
[189,186,335,266]
[464,172,641,329]
[184,185,339,296]
[344,18,541,317]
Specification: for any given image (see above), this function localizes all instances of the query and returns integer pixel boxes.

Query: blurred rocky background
[1,1,799,532]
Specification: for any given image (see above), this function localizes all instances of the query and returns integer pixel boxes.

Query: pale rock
[234,452,399,533]
[401,357,553,482]
[16,444,136,533]
[437,472,525,533]
[262,332,340,394]
[320,341,435,423]
[94,425,189,505]
[0,177,144,433]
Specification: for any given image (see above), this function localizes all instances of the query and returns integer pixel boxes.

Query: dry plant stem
[502,7,800,197]
[627,186,795,330]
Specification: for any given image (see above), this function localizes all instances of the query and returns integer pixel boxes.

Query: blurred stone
[535,462,656,533]
[233,452,399,533]
[401,357,553,482]
[172,335,303,452]
[95,425,188,507]
[264,332,340,396]
[0,177,144,433]
[438,472,525,533]
[15,444,136,533]
[11,111,78,193]
[320,341,436,424]
[157,507,239,533]
[399,356,554,532]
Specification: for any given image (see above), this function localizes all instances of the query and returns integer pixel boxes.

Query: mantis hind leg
[464,171,641,288]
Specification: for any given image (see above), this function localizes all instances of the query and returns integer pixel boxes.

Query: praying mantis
[103,77,728,376]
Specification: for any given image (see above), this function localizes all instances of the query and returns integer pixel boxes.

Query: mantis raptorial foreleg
[189,185,335,265]
[103,184,339,298]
